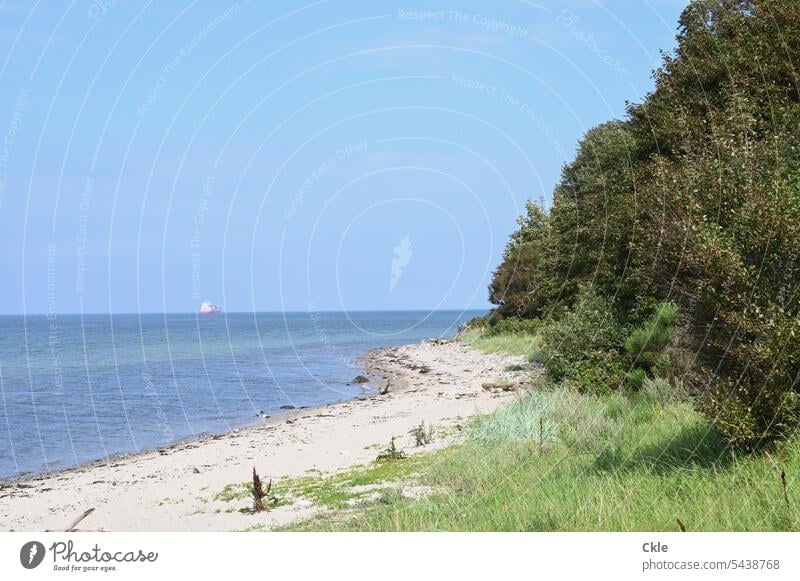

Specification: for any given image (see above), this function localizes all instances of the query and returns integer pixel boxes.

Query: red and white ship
[199,301,221,315]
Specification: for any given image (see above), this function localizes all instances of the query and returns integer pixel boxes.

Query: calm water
[0,310,481,480]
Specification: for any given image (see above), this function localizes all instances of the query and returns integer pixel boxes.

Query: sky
[0,0,689,315]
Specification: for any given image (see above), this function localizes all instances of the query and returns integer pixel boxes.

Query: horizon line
[0,307,490,317]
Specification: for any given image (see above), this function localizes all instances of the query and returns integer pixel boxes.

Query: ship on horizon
[199,301,221,315]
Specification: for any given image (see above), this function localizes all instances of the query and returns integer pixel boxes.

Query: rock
[192,467,200,474]
[280,405,296,410]
[352,375,370,384]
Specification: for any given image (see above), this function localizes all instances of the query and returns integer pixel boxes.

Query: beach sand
[0,340,527,532]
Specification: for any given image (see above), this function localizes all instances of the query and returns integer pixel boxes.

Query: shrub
[536,289,626,392]
[697,362,800,448]
[625,303,678,367]
[459,315,490,334]
[569,357,626,394]
[485,317,541,337]
[458,316,540,340]
[624,302,679,387]
[625,368,648,390]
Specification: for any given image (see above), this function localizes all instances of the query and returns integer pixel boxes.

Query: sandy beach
[0,339,527,532]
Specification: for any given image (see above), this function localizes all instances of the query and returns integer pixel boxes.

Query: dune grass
[216,455,427,514]
[287,386,799,531]
[458,328,540,358]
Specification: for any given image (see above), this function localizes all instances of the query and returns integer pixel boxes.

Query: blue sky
[0,0,688,314]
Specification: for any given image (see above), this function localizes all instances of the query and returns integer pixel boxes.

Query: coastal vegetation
[287,383,800,531]
[280,0,800,532]
[487,0,800,448]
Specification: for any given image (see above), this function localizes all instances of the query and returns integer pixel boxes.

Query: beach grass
[218,454,427,514]
[278,454,425,510]
[287,390,799,531]
[458,328,540,358]
[283,337,800,532]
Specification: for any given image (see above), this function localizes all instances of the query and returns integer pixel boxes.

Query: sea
[0,310,482,480]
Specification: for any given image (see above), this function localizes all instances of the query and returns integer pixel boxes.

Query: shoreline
[0,339,424,484]
[0,351,390,486]
[0,339,528,532]
[0,384,380,487]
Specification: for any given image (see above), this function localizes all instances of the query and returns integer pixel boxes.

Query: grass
[471,391,557,445]
[286,387,800,531]
[215,482,254,503]
[214,480,288,512]
[285,454,425,508]
[458,328,540,358]
[217,455,426,516]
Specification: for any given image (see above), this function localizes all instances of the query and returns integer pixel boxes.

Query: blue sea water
[0,310,482,480]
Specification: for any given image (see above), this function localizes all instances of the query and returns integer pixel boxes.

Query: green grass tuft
[459,328,541,358]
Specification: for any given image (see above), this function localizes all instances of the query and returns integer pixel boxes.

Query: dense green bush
[624,303,679,387]
[459,315,490,333]
[484,317,541,337]
[533,289,626,393]
[459,315,540,338]
[487,0,800,445]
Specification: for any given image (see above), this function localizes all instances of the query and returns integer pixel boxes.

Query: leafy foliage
[489,202,553,319]
[533,289,626,393]
[488,0,800,445]
[624,303,679,387]
[483,317,541,337]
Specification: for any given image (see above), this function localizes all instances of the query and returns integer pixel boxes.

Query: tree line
[486,0,800,446]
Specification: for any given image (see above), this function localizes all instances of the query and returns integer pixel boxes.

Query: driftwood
[65,508,95,532]
[481,381,528,392]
